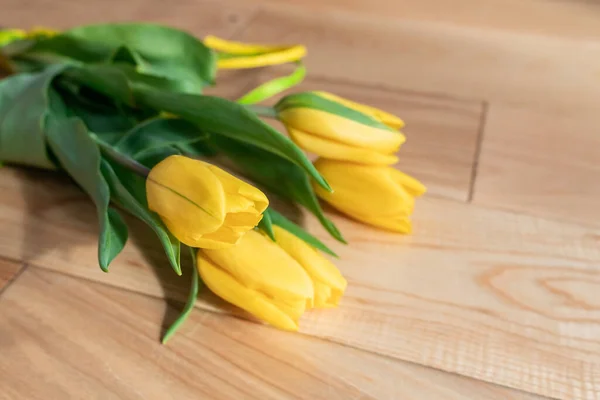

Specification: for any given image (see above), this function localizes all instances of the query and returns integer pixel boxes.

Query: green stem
[245,104,278,119]
[93,135,150,177]
[162,247,200,344]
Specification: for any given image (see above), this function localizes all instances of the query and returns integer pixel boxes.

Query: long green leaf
[258,208,275,241]
[269,209,337,257]
[56,82,137,144]
[46,91,128,271]
[101,159,182,275]
[115,117,207,159]
[133,86,331,192]
[27,23,216,92]
[0,63,67,169]
[162,247,199,344]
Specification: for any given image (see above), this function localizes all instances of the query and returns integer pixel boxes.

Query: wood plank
[0,268,547,400]
[0,258,22,292]
[473,104,600,227]
[256,0,600,40]
[1,167,598,399]
[2,0,258,38]
[249,72,483,201]
[230,6,600,113]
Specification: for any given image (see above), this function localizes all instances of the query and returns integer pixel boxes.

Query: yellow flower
[276,91,406,165]
[313,158,426,233]
[197,230,314,331]
[273,225,347,308]
[146,155,268,249]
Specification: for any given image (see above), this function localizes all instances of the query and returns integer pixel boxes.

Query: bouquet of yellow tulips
[0,24,425,341]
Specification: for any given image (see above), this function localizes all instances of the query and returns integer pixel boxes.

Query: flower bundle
[0,24,425,341]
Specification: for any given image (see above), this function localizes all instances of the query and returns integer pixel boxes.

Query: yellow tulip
[273,225,347,308]
[146,155,268,249]
[276,91,406,165]
[313,158,426,233]
[197,230,314,331]
[315,91,405,130]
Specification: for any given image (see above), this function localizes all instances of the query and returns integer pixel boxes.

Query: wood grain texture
[253,72,483,201]
[0,167,598,399]
[0,268,546,400]
[230,6,600,113]
[257,0,600,40]
[2,0,258,38]
[0,258,23,292]
[473,104,600,228]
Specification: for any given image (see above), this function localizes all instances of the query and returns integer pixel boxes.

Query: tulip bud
[197,230,314,331]
[276,91,406,165]
[146,155,268,249]
[313,158,426,233]
[273,225,347,308]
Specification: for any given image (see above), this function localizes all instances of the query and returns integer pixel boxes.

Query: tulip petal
[224,211,263,231]
[193,226,245,249]
[205,164,269,213]
[203,230,314,303]
[288,128,399,166]
[197,253,300,331]
[147,156,226,247]
[314,159,419,232]
[273,226,347,308]
[314,91,405,130]
[279,108,405,153]
[389,168,427,197]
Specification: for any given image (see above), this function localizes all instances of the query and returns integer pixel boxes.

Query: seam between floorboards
[467,100,489,203]
[0,262,29,298]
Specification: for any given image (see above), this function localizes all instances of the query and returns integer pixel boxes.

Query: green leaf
[275,91,396,132]
[115,117,207,159]
[101,159,182,276]
[162,246,199,344]
[63,63,186,104]
[133,86,331,192]
[108,45,145,67]
[45,91,128,271]
[134,146,182,169]
[63,65,134,105]
[269,208,337,257]
[28,23,216,92]
[56,83,137,144]
[237,63,306,105]
[258,208,275,241]
[207,135,345,243]
[0,63,67,169]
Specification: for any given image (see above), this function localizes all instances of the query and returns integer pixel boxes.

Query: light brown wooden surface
[2,0,599,399]
[0,268,546,400]
[473,104,600,227]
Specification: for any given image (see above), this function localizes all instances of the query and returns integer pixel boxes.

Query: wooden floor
[2,0,600,399]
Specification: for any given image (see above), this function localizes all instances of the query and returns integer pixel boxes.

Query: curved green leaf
[258,208,275,241]
[46,91,128,271]
[27,23,216,92]
[0,63,67,169]
[269,209,337,257]
[101,159,182,276]
[162,247,199,344]
[115,118,207,159]
[133,86,331,192]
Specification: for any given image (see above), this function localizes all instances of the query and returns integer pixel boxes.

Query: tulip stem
[162,247,200,344]
[93,135,151,177]
[246,104,278,119]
